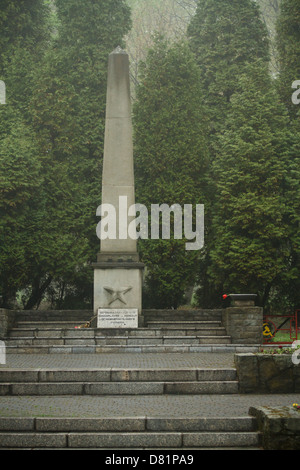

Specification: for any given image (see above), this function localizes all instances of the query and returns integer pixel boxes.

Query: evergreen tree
[0,0,51,307]
[276,0,300,118]
[208,60,290,308]
[0,0,132,308]
[0,0,51,115]
[133,37,209,308]
[279,118,300,311]
[26,0,132,308]
[266,0,300,311]
[187,0,270,134]
[187,0,272,307]
[0,105,43,307]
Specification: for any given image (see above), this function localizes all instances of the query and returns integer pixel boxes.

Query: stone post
[0,309,15,338]
[222,294,263,344]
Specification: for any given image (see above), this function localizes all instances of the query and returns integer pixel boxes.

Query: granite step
[0,380,239,396]
[0,367,237,383]
[146,321,223,328]
[14,321,88,329]
[3,344,258,354]
[5,335,232,347]
[8,326,227,337]
[0,367,239,395]
[143,309,223,324]
[4,321,233,353]
[0,417,261,449]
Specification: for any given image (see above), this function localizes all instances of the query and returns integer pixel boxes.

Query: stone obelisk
[93,47,144,327]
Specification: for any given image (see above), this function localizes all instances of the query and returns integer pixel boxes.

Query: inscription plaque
[97,308,138,329]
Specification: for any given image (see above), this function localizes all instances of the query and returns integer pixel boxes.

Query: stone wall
[235,353,300,393]
[249,406,300,450]
[0,309,15,338]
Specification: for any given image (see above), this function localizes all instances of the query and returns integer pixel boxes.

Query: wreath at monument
[75,314,97,329]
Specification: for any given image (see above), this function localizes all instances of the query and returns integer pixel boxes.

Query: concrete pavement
[0,353,298,419]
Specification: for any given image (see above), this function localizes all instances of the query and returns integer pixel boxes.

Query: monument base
[92,260,144,327]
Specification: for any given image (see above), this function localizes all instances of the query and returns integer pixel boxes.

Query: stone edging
[235,352,300,394]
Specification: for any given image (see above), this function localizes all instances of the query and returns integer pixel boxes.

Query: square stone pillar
[0,309,15,338]
[222,294,263,344]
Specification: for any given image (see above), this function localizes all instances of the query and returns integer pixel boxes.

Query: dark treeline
[0,0,299,313]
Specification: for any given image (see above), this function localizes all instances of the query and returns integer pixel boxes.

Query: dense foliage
[133,38,209,308]
[0,0,299,313]
[0,0,131,309]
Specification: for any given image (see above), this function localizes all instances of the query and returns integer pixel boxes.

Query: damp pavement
[0,353,298,419]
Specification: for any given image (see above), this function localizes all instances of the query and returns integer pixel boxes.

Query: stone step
[4,344,259,354]
[0,417,261,449]
[147,321,222,328]
[0,367,238,395]
[8,326,227,337]
[14,321,87,329]
[0,431,261,449]
[5,335,232,347]
[0,367,237,382]
[0,416,256,432]
[143,309,223,323]
[13,310,93,322]
[13,309,222,323]
[0,380,239,396]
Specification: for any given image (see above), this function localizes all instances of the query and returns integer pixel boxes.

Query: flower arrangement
[293,403,300,411]
[259,344,300,355]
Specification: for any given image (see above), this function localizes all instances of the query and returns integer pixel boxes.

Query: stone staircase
[0,309,263,449]
[3,309,258,354]
[0,416,261,449]
[0,365,262,449]
[0,365,239,396]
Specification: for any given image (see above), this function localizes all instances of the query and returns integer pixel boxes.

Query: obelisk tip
[110,46,127,55]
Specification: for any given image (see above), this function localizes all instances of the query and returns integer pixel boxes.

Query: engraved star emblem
[104,286,132,305]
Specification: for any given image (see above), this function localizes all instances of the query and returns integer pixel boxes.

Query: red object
[222,294,228,300]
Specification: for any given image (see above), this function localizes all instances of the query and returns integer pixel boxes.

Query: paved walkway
[0,353,298,420]
[0,352,236,369]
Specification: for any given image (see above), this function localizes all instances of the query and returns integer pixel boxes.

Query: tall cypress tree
[0,105,43,307]
[275,0,300,310]
[187,0,270,134]
[208,60,290,308]
[133,37,209,308]
[25,0,132,308]
[187,0,272,308]
[0,0,132,308]
[0,0,51,115]
[0,0,51,307]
